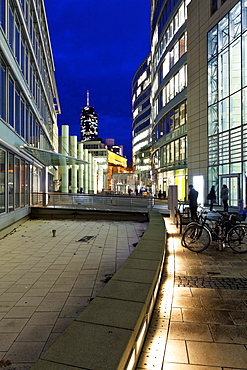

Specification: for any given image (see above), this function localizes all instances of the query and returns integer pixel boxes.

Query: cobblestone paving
[175,275,247,289]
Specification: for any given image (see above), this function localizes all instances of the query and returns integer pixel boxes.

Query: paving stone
[0,318,28,333]
[170,307,183,321]
[4,306,36,319]
[187,341,247,368]
[172,296,202,308]
[164,339,188,363]
[27,312,59,326]
[31,360,81,369]
[5,341,45,363]
[209,323,247,344]
[201,297,247,311]
[0,302,14,313]
[17,325,52,342]
[228,310,247,325]
[182,308,234,325]
[169,322,213,341]
[162,364,221,370]
[0,333,18,351]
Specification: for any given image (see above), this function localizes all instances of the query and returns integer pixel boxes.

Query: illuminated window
[229,2,241,41]
[230,38,241,94]
[218,15,229,51]
[179,34,186,57]
[174,41,179,64]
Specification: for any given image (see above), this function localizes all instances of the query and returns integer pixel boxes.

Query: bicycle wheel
[227,225,247,253]
[182,224,211,252]
[181,221,199,246]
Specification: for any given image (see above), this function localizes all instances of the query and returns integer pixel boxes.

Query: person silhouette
[188,184,198,220]
[221,184,229,212]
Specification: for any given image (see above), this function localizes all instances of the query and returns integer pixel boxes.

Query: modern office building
[133,1,190,199]
[80,92,99,142]
[187,0,247,207]
[134,0,247,207]
[150,0,189,200]
[132,54,152,192]
[0,0,63,229]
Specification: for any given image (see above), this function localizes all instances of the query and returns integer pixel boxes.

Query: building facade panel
[132,54,152,193]
[0,0,60,229]
[187,0,242,207]
[149,0,191,200]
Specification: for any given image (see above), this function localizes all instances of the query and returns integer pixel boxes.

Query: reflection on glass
[242,32,247,87]
[230,39,241,94]
[230,91,241,128]
[208,104,218,135]
[0,149,5,214]
[219,98,229,132]
[208,25,217,60]
[21,159,25,207]
[242,0,247,31]
[15,157,20,209]
[230,2,241,41]
[8,153,14,211]
[208,58,218,105]
[218,15,229,51]
[218,49,229,99]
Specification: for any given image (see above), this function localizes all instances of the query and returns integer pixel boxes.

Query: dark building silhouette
[80,91,98,141]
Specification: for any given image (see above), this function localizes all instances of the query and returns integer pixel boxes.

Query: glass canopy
[20,146,87,166]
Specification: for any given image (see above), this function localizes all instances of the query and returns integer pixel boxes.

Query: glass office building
[149,0,190,199]
[0,0,60,229]
[207,0,247,206]
[134,0,247,207]
[186,0,246,207]
[132,54,152,191]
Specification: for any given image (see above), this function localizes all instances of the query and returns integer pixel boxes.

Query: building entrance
[220,175,240,208]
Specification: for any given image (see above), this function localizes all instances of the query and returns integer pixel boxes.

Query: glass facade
[150,0,190,199]
[132,55,152,190]
[0,147,32,213]
[208,0,247,206]
[0,0,59,225]
[0,149,5,213]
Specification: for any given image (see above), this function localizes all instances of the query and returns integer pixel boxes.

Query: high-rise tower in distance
[80,91,98,141]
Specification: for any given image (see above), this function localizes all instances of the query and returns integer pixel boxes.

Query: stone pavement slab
[0,218,147,369]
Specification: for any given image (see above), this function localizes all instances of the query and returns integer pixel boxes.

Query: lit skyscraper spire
[80,91,98,142]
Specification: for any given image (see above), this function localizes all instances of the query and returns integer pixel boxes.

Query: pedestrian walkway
[137,218,247,369]
[0,218,147,369]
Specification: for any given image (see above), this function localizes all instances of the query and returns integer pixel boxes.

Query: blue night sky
[44,0,151,164]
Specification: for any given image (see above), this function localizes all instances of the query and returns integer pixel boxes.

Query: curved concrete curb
[31,210,167,370]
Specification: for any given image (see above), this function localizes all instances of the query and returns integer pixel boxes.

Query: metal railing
[31,192,156,211]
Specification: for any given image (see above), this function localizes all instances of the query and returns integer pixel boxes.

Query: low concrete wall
[31,210,167,370]
[31,207,149,222]
[0,207,30,234]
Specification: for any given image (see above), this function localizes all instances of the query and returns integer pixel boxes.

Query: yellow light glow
[136,217,176,368]
[136,319,147,354]
[125,348,136,370]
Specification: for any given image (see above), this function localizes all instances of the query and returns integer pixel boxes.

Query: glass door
[220,175,239,207]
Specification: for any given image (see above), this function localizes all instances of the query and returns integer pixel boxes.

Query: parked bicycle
[181,209,247,253]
